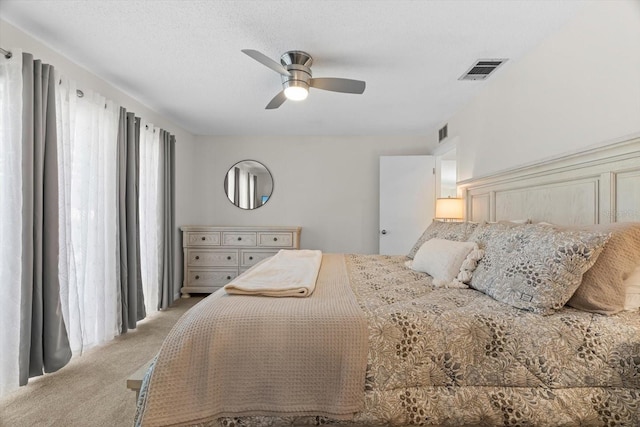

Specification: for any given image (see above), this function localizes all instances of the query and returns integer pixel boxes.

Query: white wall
[442,1,640,182]
[191,136,430,254]
[1,20,199,299]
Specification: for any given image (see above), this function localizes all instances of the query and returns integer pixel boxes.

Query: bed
[135,137,640,427]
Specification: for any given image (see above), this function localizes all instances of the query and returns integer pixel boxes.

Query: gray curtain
[234,167,240,207]
[117,109,145,333]
[19,53,72,384]
[158,130,175,309]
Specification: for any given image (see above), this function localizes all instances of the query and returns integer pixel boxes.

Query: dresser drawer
[240,249,277,268]
[187,249,238,267]
[258,232,293,247]
[185,231,221,246]
[186,269,238,287]
[180,226,301,297]
[222,232,257,246]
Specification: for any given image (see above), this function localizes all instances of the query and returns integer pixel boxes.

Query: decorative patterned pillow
[407,238,484,288]
[488,219,531,224]
[408,221,478,259]
[468,223,610,315]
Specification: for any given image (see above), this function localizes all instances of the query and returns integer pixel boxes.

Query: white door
[379,156,435,255]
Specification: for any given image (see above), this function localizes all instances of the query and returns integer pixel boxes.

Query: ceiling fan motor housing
[280,51,313,92]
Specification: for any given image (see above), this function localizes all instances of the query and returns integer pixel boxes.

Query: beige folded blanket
[224,249,322,297]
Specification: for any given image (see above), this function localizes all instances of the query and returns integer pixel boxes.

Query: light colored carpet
[0,296,203,427]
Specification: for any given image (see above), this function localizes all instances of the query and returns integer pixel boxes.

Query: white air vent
[459,59,507,81]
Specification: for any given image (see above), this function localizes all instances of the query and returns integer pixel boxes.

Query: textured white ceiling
[0,0,585,137]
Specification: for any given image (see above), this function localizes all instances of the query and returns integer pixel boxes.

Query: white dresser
[180,225,302,297]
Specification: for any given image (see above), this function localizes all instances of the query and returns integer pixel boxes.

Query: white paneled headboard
[458,137,640,225]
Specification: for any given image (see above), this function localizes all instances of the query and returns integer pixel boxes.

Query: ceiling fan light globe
[284,86,308,101]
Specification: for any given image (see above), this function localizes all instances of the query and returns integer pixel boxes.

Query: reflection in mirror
[224,160,274,210]
[438,148,457,198]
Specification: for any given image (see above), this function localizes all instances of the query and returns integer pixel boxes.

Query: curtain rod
[2,46,168,134]
[0,47,12,59]
[0,48,85,99]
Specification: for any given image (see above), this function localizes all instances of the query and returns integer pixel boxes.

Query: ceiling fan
[242,49,366,109]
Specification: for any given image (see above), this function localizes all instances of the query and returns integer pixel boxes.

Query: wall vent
[438,124,448,142]
[459,59,507,81]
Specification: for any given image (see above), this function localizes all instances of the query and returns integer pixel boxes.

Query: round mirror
[224,160,274,210]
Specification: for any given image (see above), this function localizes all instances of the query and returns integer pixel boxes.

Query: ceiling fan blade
[242,49,291,77]
[265,91,287,109]
[309,78,366,94]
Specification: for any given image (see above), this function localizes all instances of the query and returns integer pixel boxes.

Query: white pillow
[624,266,640,311]
[408,238,484,288]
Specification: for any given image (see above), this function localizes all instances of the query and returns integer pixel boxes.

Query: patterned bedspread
[163,254,640,426]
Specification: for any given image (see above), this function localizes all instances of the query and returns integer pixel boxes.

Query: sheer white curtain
[239,170,249,209]
[139,120,161,314]
[249,173,256,209]
[0,49,23,397]
[56,75,120,354]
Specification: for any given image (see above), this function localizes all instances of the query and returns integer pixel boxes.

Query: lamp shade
[435,197,464,220]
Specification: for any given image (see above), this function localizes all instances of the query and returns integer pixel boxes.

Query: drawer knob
[201,236,206,241]
[249,256,253,260]
[237,237,242,241]
[195,255,200,260]
[226,276,231,280]
[273,237,278,241]
[227,256,231,260]
[195,275,200,280]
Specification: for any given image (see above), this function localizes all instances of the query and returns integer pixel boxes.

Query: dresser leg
[181,293,191,299]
